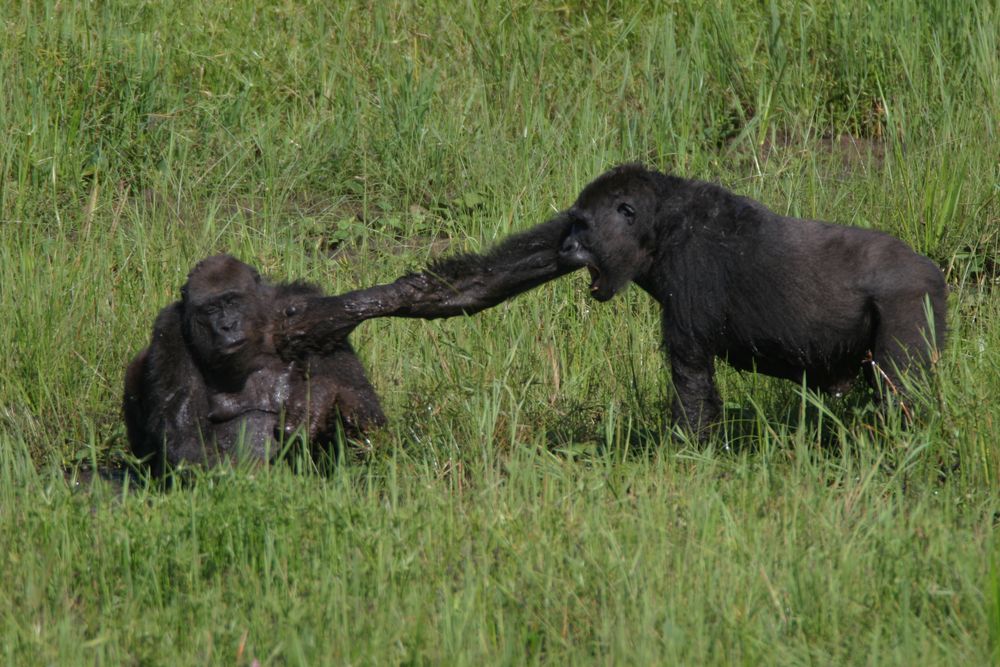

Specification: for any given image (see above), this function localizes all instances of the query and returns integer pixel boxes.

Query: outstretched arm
[276,214,575,355]
[384,211,576,317]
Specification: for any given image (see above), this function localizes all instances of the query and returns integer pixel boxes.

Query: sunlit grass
[1,0,998,663]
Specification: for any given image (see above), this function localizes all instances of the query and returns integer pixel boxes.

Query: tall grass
[1,0,998,663]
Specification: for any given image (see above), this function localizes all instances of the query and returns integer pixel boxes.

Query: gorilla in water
[123,255,384,476]
[125,223,579,477]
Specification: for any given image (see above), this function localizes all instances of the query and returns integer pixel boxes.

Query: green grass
[1,0,999,663]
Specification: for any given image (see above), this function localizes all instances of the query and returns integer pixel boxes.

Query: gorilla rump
[558,164,947,433]
[123,255,384,476]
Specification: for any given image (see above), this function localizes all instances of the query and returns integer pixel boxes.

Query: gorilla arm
[277,214,574,356]
[387,212,576,317]
[124,304,213,470]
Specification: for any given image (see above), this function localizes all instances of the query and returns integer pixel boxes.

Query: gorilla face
[558,165,660,301]
[181,255,270,379]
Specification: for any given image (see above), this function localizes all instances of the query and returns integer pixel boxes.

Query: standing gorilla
[124,255,384,476]
[557,164,947,433]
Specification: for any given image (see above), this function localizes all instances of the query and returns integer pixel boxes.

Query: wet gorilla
[124,255,384,476]
[126,224,578,477]
[274,214,578,355]
[558,164,947,434]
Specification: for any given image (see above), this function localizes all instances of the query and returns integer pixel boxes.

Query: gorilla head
[558,164,663,302]
[180,255,271,386]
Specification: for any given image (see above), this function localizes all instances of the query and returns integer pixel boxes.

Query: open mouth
[587,265,601,293]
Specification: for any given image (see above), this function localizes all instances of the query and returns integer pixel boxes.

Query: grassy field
[2,0,999,663]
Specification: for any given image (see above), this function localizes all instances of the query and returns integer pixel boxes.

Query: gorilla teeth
[587,265,601,291]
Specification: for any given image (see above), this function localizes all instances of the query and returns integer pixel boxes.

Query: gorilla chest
[205,364,294,453]
[206,364,293,421]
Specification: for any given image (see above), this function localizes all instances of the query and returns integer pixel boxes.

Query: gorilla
[123,255,384,476]
[557,164,947,434]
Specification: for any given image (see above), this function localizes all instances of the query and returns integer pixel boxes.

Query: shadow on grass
[539,380,937,464]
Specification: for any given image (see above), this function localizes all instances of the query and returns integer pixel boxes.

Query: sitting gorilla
[126,224,579,477]
[557,164,947,433]
[123,255,384,476]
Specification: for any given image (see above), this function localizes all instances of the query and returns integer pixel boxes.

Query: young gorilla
[126,223,577,477]
[124,255,384,477]
[557,164,947,434]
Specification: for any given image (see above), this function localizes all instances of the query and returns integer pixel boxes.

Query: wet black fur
[123,255,384,477]
[275,213,577,356]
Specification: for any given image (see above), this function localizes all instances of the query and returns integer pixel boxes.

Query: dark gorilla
[557,164,947,434]
[124,255,384,476]
[126,223,577,477]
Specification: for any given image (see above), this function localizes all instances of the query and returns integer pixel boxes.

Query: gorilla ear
[180,283,189,302]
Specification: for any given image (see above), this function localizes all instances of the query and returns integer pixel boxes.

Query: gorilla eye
[617,203,636,219]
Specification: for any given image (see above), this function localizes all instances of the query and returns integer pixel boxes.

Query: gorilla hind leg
[867,293,945,412]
